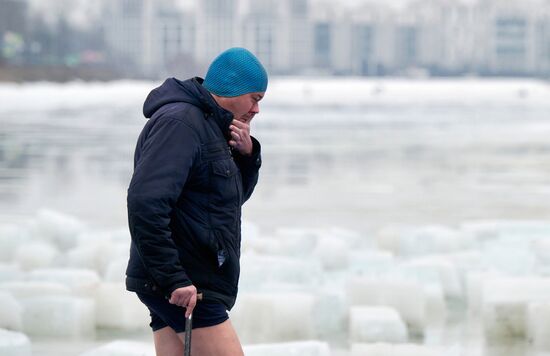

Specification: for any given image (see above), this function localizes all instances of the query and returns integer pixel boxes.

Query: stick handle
[184,313,192,356]
[183,291,202,356]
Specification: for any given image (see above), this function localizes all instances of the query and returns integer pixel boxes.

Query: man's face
[218,92,265,124]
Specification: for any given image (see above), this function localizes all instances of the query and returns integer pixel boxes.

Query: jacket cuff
[167,280,194,297]
[234,136,261,169]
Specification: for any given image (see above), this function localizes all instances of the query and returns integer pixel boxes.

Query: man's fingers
[231,120,249,129]
[185,297,197,318]
[230,125,248,137]
[231,121,251,135]
[230,131,240,141]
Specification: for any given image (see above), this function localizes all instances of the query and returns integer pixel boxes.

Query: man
[126,47,267,355]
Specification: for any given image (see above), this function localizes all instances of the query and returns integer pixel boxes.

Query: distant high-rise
[535,12,550,76]
[98,0,550,78]
[476,0,539,75]
[281,0,312,73]
[104,0,194,77]
[241,0,279,72]
[195,0,238,64]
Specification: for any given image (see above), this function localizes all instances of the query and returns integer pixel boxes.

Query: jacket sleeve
[127,116,200,296]
[233,136,262,203]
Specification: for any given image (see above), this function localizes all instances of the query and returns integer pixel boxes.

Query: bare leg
[177,319,244,356]
[153,326,184,356]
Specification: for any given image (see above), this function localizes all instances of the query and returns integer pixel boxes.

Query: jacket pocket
[210,159,240,206]
[211,159,238,178]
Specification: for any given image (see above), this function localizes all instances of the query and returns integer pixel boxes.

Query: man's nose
[251,102,260,114]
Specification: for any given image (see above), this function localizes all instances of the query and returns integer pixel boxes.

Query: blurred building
[475,0,539,75]
[94,0,550,78]
[399,0,476,75]
[535,9,550,76]
[195,0,238,65]
[241,0,312,75]
[104,0,194,77]
[241,0,281,73]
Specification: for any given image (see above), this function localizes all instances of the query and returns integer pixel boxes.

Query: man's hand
[169,285,197,318]
[229,119,253,156]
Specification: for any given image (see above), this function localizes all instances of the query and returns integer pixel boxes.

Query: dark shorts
[136,293,229,333]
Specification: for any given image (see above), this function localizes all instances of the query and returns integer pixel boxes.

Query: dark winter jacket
[125,77,261,310]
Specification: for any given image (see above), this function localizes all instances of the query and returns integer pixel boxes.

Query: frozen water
[231,292,317,343]
[396,225,468,257]
[348,276,426,332]
[325,227,367,249]
[0,224,29,263]
[483,300,526,341]
[465,271,505,315]
[348,249,395,276]
[350,343,443,356]
[0,291,23,330]
[482,277,550,341]
[104,258,128,282]
[95,283,149,330]
[241,219,261,241]
[349,306,408,343]
[28,209,85,250]
[314,236,350,271]
[312,289,347,342]
[527,302,550,351]
[242,235,282,255]
[0,264,24,282]
[65,244,102,271]
[401,256,463,300]
[20,296,95,338]
[0,80,151,113]
[482,244,536,275]
[375,225,409,253]
[243,341,331,356]
[445,250,485,284]
[423,285,447,325]
[0,281,71,298]
[2,78,550,355]
[265,78,550,108]
[65,241,128,276]
[79,340,155,356]
[271,228,323,257]
[239,254,322,291]
[14,241,59,271]
[0,329,31,356]
[27,268,100,295]
[461,221,550,242]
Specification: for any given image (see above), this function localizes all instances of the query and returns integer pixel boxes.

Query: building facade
[100,0,550,78]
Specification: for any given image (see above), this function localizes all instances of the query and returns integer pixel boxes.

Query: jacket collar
[193,77,234,139]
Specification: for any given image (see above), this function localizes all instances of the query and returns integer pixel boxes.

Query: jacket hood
[142,77,235,140]
[143,77,211,118]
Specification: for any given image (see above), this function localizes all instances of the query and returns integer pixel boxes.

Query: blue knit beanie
[203,47,268,97]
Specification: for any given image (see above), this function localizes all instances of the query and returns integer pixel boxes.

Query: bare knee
[190,320,243,356]
[154,326,184,356]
